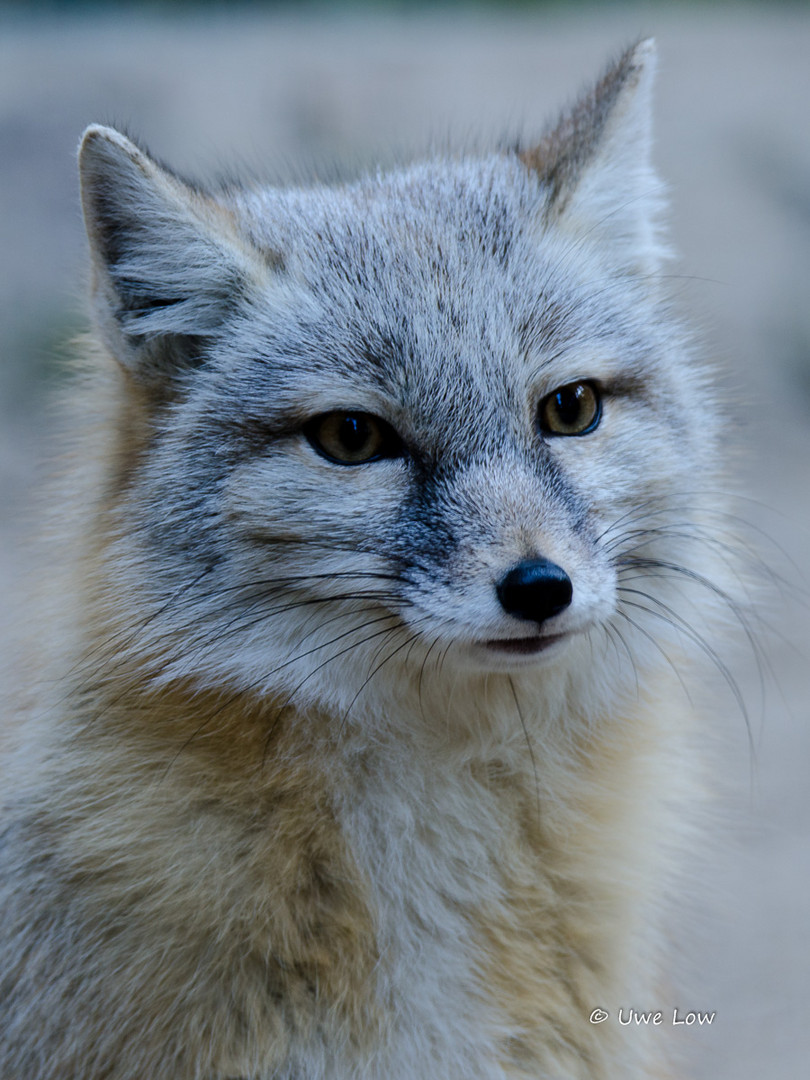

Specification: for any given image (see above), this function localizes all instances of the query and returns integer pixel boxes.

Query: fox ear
[519,39,665,276]
[79,126,263,382]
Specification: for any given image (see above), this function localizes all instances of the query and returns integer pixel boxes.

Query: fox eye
[304,411,403,465]
[538,381,602,437]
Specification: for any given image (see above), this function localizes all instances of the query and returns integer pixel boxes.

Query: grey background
[1,4,808,1077]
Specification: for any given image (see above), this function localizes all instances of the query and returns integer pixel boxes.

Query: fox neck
[58,669,676,1078]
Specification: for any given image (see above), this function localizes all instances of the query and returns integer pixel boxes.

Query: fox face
[78,41,717,728]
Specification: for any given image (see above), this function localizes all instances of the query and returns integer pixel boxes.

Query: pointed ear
[519,39,666,276]
[79,125,265,382]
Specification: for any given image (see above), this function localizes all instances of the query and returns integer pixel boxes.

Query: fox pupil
[340,414,370,452]
[555,387,583,426]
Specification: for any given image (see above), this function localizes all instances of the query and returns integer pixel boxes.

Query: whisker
[597,621,639,698]
[612,604,695,707]
[261,616,406,769]
[337,625,428,740]
[157,613,407,779]
[616,555,767,687]
[508,676,540,823]
[417,632,444,723]
[617,592,755,765]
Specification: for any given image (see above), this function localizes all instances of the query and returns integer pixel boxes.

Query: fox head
[76,41,721,732]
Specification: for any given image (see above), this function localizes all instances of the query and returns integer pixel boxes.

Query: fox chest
[229,779,627,1080]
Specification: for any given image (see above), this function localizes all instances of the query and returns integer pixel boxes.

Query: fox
[0,39,730,1079]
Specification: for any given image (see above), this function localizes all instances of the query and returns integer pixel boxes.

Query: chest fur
[293,732,668,1080]
[4,693,677,1080]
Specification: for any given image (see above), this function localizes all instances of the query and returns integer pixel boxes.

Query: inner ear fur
[518,39,666,276]
[79,125,267,385]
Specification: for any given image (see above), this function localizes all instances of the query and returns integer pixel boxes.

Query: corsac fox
[0,39,729,1079]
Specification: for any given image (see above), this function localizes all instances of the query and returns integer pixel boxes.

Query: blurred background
[1,2,808,1076]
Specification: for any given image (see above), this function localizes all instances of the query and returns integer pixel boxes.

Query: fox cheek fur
[0,39,729,1080]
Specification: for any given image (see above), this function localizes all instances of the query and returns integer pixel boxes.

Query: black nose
[495,558,573,625]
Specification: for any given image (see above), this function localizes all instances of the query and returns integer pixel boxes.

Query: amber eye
[538,381,602,437]
[304,411,403,465]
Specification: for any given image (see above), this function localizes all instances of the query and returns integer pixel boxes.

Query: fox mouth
[482,633,566,656]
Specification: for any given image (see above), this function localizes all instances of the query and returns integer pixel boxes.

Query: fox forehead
[213,157,654,434]
[233,154,539,265]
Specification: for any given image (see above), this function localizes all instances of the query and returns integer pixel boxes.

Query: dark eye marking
[303,411,405,466]
[538,380,602,437]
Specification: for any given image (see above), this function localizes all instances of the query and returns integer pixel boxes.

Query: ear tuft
[519,39,666,276]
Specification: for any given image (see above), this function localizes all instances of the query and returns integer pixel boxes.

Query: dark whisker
[508,676,540,823]
[597,621,639,698]
[612,604,695,707]
[260,616,406,769]
[617,592,755,764]
[337,626,428,740]
[616,555,767,686]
